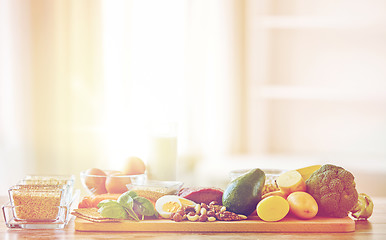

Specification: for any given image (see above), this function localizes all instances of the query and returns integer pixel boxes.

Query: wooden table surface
[1,196,385,240]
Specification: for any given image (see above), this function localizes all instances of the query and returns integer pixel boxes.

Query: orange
[123,156,146,175]
[105,173,132,194]
[84,168,107,194]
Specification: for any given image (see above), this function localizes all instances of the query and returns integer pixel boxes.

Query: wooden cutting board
[75,215,355,233]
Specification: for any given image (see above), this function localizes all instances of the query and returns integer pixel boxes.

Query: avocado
[222,168,266,216]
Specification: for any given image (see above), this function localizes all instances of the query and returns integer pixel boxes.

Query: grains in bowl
[9,185,65,221]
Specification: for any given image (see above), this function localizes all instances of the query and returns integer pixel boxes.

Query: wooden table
[1,196,385,239]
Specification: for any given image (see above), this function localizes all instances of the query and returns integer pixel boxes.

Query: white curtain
[98,0,240,179]
[0,0,241,192]
[0,0,33,191]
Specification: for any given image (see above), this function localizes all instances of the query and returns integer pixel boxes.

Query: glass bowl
[8,185,67,221]
[80,170,146,195]
[17,175,75,204]
[20,174,75,186]
[3,186,79,229]
[126,180,184,202]
[229,168,285,195]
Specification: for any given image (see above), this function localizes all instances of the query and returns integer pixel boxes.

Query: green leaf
[117,191,140,221]
[98,201,129,219]
[118,191,137,201]
[133,196,158,217]
[124,205,140,222]
[118,191,137,208]
[97,199,118,209]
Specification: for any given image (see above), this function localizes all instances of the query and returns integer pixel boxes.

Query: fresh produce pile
[75,159,374,223]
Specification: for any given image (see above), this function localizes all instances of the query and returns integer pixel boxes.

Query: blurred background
[1,0,385,196]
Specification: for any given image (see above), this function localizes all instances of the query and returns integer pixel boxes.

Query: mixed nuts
[170,201,247,222]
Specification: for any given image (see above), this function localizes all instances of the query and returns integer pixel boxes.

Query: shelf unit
[254,85,386,102]
[256,15,386,29]
[244,0,386,158]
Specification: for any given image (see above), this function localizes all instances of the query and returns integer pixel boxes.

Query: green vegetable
[97,200,129,219]
[222,168,266,216]
[306,164,358,218]
[118,191,138,205]
[97,199,120,209]
[117,192,135,210]
[133,196,159,217]
[350,193,374,220]
[118,192,140,221]
[97,191,158,220]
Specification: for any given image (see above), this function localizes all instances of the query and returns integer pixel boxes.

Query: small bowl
[80,170,146,195]
[21,174,75,186]
[229,168,284,181]
[8,185,67,221]
[17,175,75,204]
[126,180,184,202]
[229,168,285,195]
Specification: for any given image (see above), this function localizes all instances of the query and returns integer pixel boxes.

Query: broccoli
[306,164,358,218]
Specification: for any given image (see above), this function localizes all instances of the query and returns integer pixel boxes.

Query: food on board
[287,191,318,219]
[73,163,372,224]
[261,190,288,200]
[256,195,289,222]
[78,194,121,208]
[349,193,374,220]
[222,168,265,216]
[97,191,158,220]
[155,195,195,219]
[276,170,306,195]
[306,164,358,218]
[178,187,224,205]
[296,165,322,181]
[170,201,247,222]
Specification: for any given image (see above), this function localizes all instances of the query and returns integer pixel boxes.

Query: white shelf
[254,85,386,102]
[255,16,386,29]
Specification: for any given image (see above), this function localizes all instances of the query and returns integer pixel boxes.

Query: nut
[208,204,222,213]
[173,213,183,222]
[199,214,208,222]
[200,207,207,216]
[176,209,185,216]
[262,182,280,195]
[207,210,216,217]
[194,204,201,214]
[200,203,208,210]
[188,211,196,217]
[222,211,232,216]
[184,206,195,214]
[168,201,246,223]
[187,213,199,221]
[216,211,245,221]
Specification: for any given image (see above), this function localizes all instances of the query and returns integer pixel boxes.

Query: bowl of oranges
[80,156,147,195]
